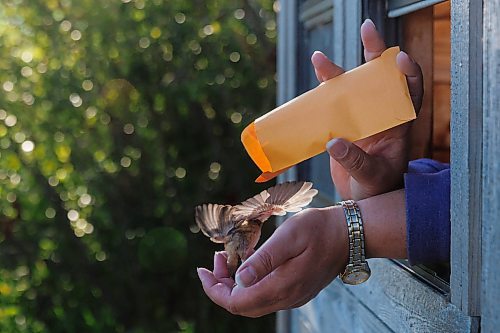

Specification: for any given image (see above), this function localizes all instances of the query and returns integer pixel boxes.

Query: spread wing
[233,181,318,222]
[195,204,241,243]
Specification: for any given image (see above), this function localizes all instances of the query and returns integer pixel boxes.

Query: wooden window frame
[387,0,447,18]
[481,1,500,330]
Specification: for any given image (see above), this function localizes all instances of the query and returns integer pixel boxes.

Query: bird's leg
[226,253,238,277]
[224,242,240,276]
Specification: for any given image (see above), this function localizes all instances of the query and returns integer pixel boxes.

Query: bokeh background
[0,0,277,332]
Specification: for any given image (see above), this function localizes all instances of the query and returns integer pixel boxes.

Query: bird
[194,181,318,276]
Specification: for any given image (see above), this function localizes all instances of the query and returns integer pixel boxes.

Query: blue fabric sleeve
[404,158,450,265]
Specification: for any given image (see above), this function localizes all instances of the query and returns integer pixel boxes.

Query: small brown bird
[195,181,318,276]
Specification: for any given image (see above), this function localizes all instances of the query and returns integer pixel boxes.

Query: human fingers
[311,51,345,83]
[326,138,387,194]
[213,251,230,280]
[197,268,234,307]
[230,242,336,317]
[397,51,424,113]
[198,262,297,318]
[235,216,307,288]
[360,19,386,62]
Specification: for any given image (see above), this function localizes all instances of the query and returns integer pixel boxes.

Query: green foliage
[0,0,277,331]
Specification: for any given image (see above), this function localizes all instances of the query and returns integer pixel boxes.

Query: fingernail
[327,139,348,158]
[235,266,257,288]
[363,18,376,29]
[311,51,326,64]
[399,51,415,64]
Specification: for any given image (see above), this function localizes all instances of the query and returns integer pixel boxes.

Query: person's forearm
[358,189,407,259]
[325,189,407,260]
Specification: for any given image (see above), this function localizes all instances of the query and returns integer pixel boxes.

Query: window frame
[449,0,483,317]
[480,1,500,330]
[387,0,447,18]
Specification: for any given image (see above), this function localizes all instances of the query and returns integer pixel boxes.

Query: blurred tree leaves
[0,0,277,332]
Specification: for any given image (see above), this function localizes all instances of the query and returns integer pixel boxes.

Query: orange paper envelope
[241,47,416,182]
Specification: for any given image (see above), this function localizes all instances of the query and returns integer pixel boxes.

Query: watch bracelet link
[342,200,367,265]
[338,200,370,284]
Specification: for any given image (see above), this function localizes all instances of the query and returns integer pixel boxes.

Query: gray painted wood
[481,0,500,331]
[291,279,393,333]
[388,0,446,18]
[299,0,333,29]
[277,0,298,107]
[290,260,473,333]
[449,0,483,316]
[276,0,298,184]
[276,2,298,332]
[343,259,472,332]
[333,0,361,71]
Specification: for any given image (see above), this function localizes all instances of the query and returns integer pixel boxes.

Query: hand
[197,207,348,317]
[312,19,424,200]
[197,190,408,317]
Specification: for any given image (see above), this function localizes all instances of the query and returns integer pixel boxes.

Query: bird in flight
[195,181,318,276]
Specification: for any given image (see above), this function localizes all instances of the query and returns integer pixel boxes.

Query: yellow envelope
[241,47,416,182]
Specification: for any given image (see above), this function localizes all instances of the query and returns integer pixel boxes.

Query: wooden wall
[432,1,451,162]
[404,2,450,162]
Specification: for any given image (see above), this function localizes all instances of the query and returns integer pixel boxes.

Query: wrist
[321,205,350,270]
[356,189,407,259]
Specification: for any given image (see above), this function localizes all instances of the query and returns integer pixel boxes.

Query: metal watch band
[338,200,370,284]
[340,200,367,266]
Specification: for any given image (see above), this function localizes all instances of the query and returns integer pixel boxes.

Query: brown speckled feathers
[195,204,240,243]
[233,181,318,221]
[195,181,318,243]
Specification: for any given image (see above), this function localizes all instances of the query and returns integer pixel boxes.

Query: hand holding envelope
[242,46,416,184]
[242,20,423,199]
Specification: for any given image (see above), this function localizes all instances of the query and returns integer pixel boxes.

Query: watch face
[343,269,370,285]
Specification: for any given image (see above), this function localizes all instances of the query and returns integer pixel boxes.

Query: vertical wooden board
[450,0,469,312]
[432,82,450,162]
[276,1,299,331]
[433,17,451,84]
[277,0,297,106]
[403,7,434,160]
[433,1,450,19]
[432,5,451,163]
[450,0,482,316]
[481,0,500,330]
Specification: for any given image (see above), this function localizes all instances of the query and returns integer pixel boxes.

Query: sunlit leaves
[0,0,277,332]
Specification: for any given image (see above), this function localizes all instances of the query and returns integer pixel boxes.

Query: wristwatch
[338,200,371,285]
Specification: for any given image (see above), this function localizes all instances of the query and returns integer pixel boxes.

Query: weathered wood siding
[290,259,473,333]
[450,0,483,316]
[481,0,500,331]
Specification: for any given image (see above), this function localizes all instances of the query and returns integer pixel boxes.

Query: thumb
[326,138,380,185]
[235,225,298,288]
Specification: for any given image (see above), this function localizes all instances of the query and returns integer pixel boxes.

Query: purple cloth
[405,158,450,265]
